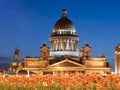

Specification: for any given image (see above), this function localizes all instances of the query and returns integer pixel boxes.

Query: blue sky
[0,0,120,69]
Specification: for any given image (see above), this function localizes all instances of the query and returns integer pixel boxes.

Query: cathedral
[9,9,111,75]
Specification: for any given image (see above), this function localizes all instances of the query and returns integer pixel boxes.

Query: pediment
[48,58,85,68]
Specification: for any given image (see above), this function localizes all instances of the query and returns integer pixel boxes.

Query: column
[52,41,54,51]
[60,39,63,51]
[66,39,69,50]
[61,40,63,50]
[59,39,61,50]
[53,41,55,51]
[115,55,117,74]
[58,40,60,51]
[51,41,52,51]
[68,39,70,50]
[71,40,73,51]
[73,40,75,51]
[61,40,64,51]
[75,41,78,51]
[76,41,78,51]
[75,41,77,51]
[50,41,52,51]
[60,39,63,50]
[63,39,66,51]
[54,41,57,51]
[57,40,58,51]
[69,40,72,51]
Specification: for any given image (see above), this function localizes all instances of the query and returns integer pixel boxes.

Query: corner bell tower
[40,43,49,59]
[79,43,91,59]
[115,43,120,74]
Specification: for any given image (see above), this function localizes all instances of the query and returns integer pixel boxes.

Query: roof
[53,9,75,32]
[49,56,82,65]
[115,43,120,51]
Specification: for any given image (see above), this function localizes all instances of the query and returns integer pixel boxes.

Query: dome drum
[50,36,79,41]
[50,51,79,57]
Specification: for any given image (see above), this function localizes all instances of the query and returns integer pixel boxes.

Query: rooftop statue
[14,47,20,61]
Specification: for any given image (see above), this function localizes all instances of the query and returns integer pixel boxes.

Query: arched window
[64,31,66,34]
[85,51,89,57]
[72,31,73,34]
[61,31,63,34]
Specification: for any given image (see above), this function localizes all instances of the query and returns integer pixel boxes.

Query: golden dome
[54,9,75,32]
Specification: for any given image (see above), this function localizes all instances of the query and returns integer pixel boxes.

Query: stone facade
[9,43,111,75]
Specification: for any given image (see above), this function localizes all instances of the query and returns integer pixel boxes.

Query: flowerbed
[0,73,120,90]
